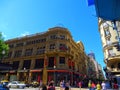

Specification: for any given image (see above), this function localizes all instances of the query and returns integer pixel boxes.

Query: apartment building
[1,27,87,85]
[99,19,120,81]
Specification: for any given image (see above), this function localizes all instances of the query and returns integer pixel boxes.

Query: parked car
[1,80,9,86]
[21,81,30,88]
[0,80,9,90]
[0,84,9,90]
[7,81,26,89]
[31,81,39,88]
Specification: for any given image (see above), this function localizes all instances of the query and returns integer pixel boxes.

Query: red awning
[30,69,42,72]
[47,70,70,73]
[9,70,16,74]
[30,69,71,73]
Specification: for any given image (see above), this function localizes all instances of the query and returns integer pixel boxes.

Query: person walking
[78,81,82,90]
[60,80,64,90]
[113,82,118,90]
[65,81,71,90]
[101,81,106,90]
[91,82,96,90]
[48,83,55,90]
[88,80,92,90]
[105,80,111,89]
[96,82,101,90]
[41,84,47,90]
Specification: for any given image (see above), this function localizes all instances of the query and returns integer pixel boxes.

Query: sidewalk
[55,87,88,90]
[55,87,113,90]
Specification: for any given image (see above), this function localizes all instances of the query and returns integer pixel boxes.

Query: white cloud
[20,31,30,36]
[2,32,7,38]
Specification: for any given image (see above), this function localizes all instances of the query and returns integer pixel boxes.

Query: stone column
[5,73,9,80]
[30,59,35,69]
[28,72,32,83]
[17,72,19,81]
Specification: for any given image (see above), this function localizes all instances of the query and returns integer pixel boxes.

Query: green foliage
[0,32,9,60]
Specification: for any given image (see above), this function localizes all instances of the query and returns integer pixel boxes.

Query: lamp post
[2,50,5,55]
[54,65,56,86]
[24,67,26,82]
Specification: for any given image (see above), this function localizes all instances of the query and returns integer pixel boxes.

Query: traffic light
[114,44,120,51]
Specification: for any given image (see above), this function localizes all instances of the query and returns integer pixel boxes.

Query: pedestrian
[60,80,65,90]
[40,80,43,88]
[101,81,106,90]
[78,81,82,90]
[48,83,55,90]
[88,80,92,90]
[41,84,47,90]
[113,82,118,90]
[65,81,71,90]
[91,82,96,90]
[65,86,69,90]
[96,82,101,90]
[105,80,111,89]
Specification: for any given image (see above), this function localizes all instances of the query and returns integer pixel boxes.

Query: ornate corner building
[98,19,120,81]
[0,27,87,85]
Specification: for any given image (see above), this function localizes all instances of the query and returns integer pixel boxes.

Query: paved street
[9,88,113,90]
[9,87,114,90]
[10,87,88,90]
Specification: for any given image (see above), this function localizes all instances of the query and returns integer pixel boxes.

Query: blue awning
[87,0,94,6]
[94,0,120,21]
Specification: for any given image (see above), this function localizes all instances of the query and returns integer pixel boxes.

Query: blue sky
[0,0,105,68]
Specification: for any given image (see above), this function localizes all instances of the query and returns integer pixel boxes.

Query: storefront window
[48,57,54,67]
[59,57,65,64]
[13,61,19,70]
[23,60,31,69]
[35,59,44,69]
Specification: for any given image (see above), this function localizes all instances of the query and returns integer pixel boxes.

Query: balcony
[103,43,113,49]
[45,49,57,54]
[107,67,120,72]
[108,53,116,57]
[59,46,68,52]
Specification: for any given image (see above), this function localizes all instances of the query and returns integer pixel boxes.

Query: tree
[0,32,9,61]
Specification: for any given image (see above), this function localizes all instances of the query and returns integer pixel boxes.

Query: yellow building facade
[99,19,120,80]
[1,27,87,85]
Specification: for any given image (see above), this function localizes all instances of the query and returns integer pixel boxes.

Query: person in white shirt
[101,81,106,90]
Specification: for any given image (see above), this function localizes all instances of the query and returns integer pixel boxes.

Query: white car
[7,81,26,89]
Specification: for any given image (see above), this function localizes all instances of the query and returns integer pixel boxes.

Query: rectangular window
[7,51,12,58]
[50,35,57,39]
[9,44,14,48]
[36,46,45,55]
[48,57,54,67]
[24,48,33,56]
[60,35,65,40]
[23,60,31,69]
[50,44,55,49]
[14,50,22,57]
[106,38,112,45]
[35,59,44,69]
[59,44,67,51]
[105,30,111,36]
[13,61,19,70]
[16,42,24,47]
[108,49,115,57]
[59,57,65,64]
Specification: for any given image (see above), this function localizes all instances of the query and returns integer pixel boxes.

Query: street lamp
[54,65,56,86]
[2,50,5,55]
[24,67,26,82]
